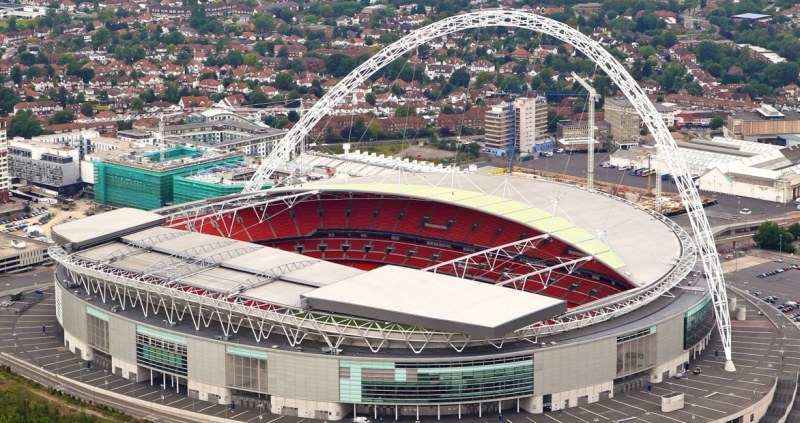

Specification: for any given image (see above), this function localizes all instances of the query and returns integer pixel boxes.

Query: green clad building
[92,146,243,210]
[173,165,271,204]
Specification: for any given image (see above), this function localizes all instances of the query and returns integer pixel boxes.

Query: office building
[604,97,641,147]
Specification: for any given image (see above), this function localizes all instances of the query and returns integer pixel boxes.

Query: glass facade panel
[684,296,714,349]
[225,354,268,394]
[340,356,533,404]
[135,333,188,376]
[616,333,656,377]
[86,313,109,353]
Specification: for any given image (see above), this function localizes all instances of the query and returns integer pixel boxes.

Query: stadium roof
[52,208,166,252]
[303,265,567,338]
[299,174,682,287]
[58,209,567,336]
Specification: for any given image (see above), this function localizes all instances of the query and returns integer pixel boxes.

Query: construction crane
[570,72,599,190]
[157,111,185,161]
[506,100,515,173]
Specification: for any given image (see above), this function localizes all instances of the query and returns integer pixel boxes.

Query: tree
[788,223,800,241]
[130,98,143,111]
[9,66,22,85]
[324,53,358,78]
[253,13,275,33]
[163,82,180,104]
[395,105,416,117]
[449,67,470,88]
[8,110,45,138]
[249,89,268,107]
[80,102,95,117]
[366,121,383,140]
[636,12,665,32]
[190,3,208,29]
[226,50,243,67]
[709,116,725,130]
[92,27,111,48]
[762,62,800,88]
[48,110,75,125]
[118,120,134,130]
[277,46,289,59]
[274,73,295,91]
[0,87,20,114]
[350,116,366,139]
[753,221,796,254]
[71,67,95,84]
[365,92,376,106]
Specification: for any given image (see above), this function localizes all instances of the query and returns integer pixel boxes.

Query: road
[0,269,54,296]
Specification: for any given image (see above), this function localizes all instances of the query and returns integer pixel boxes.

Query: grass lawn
[0,365,136,422]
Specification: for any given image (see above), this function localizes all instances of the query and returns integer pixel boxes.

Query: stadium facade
[51,174,716,419]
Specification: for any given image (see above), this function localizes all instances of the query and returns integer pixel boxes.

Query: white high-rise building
[483,94,548,154]
[514,95,548,153]
[484,105,511,151]
[0,118,9,203]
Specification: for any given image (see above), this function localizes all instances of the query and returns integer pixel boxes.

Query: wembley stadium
[49,172,716,420]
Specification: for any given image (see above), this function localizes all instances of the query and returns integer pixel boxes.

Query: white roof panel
[303,265,567,338]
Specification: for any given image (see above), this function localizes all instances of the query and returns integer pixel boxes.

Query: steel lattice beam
[422,234,550,277]
[497,256,593,289]
[245,10,734,370]
[227,260,321,297]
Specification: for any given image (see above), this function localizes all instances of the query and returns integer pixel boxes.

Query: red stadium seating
[185,193,632,304]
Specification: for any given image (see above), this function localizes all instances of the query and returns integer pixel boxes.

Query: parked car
[692,367,703,375]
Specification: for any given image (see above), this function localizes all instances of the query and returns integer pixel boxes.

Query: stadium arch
[243,9,735,371]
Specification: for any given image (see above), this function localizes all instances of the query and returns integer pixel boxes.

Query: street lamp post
[779,234,783,257]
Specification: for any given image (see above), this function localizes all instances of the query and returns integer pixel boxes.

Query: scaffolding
[173,175,271,204]
[93,148,243,210]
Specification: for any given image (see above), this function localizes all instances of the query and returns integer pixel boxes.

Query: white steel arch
[244,9,734,371]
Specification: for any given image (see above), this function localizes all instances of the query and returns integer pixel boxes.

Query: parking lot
[725,252,800,327]
[0,205,52,235]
